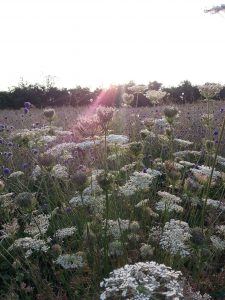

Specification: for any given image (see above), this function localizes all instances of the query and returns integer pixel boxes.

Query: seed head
[97,171,114,191]
[191,227,205,245]
[15,192,36,209]
[140,243,154,259]
[71,169,88,193]
[43,108,55,122]
[129,142,143,157]
[52,244,62,256]
[164,106,179,124]
[130,221,140,233]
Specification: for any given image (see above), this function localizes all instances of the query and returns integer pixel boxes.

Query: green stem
[103,189,109,274]
[201,114,225,230]
[104,129,108,173]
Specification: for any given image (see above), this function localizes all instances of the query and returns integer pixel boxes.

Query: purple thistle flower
[22,163,29,169]
[3,167,11,176]
[0,124,5,132]
[24,107,29,115]
[143,167,147,173]
[32,149,39,155]
[213,129,219,136]
[24,102,32,109]
[6,152,13,159]
[65,207,72,214]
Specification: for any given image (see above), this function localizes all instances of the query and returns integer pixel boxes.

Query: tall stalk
[103,189,109,274]
[201,114,225,230]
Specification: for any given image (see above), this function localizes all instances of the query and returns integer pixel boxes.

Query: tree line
[0,80,224,109]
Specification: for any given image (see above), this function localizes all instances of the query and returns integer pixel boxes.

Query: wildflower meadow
[0,83,225,299]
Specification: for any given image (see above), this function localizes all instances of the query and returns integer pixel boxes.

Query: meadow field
[0,86,225,299]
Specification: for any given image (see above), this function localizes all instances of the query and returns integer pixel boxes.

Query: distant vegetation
[0,80,225,109]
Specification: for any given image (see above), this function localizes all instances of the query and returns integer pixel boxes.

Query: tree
[163,81,200,104]
[148,81,162,91]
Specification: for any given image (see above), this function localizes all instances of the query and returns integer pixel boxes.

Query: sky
[0,0,224,90]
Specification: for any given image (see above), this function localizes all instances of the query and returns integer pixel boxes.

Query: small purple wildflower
[0,124,5,132]
[6,152,13,159]
[22,163,29,169]
[32,149,39,155]
[65,207,72,214]
[24,102,32,109]
[213,129,219,136]
[3,167,11,176]
[24,108,29,115]
[143,167,147,173]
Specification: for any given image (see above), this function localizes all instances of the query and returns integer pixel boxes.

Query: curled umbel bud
[43,108,55,122]
[164,106,179,124]
[71,170,88,193]
[15,192,36,209]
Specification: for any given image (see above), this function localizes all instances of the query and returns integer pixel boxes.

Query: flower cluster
[31,165,42,181]
[105,134,129,144]
[160,219,191,257]
[191,165,221,185]
[104,219,130,238]
[100,261,183,299]
[54,253,84,269]
[9,237,49,258]
[51,164,68,179]
[156,191,183,213]
[198,83,223,99]
[210,235,225,251]
[145,90,167,105]
[120,170,158,196]
[69,176,105,214]
[24,214,50,237]
[128,85,147,94]
[54,226,77,240]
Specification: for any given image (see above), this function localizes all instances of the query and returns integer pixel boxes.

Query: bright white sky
[0,0,224,90]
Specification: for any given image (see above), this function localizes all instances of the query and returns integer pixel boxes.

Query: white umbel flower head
[106,134,129,144]
[51,164,68,179]
[145,90,167,104]
[54,226,77,240]
[198,82,222,99]
[160,219,191,257]
[54,253,84,269]
[156,191,183,213]
[100,261,183,299]
[24,214,50,237]
[104,219,130,238]
[31,165,42,181]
